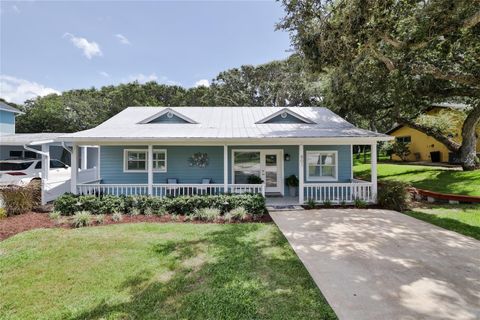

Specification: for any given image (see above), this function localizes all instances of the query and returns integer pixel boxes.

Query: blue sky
[0,1,291,103]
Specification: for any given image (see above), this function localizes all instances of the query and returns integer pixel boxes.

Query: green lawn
[354,163,480,196]
[0,223,336,320]
[404,204,480,240]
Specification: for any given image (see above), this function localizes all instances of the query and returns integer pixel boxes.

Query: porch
[70,142,378,205]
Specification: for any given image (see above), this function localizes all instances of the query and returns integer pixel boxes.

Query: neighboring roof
[61,106,391,142]
[386,102,469,135]
[0,133,68,145]
[0,101,24,114]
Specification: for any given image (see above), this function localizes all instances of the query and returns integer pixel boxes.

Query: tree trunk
[460,104,480,171]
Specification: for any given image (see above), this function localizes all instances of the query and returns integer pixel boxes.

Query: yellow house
[387,103,480,163]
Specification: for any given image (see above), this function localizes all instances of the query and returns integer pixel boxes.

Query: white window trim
[306,150,338,182]
[123,148,167,173]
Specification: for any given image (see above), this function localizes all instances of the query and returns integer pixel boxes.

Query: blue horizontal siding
[100,146,224,184]
[265,113,307,124]
[149,113,190,124]
[0,110,15,135]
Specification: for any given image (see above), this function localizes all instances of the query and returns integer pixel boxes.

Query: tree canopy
[279,0,480,169]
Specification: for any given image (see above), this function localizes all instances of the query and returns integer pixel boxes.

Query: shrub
[193,207,221,221]
[0,186,34,216]
[0,208,6,219]
[54,194,267,217]
[112,212,123,222]
[354,198,368,208]
[54,193,79,216]
[72,211,92,228]
[225,207,248,222]
[285,175,299,187]
[130,207,141,216]
[247,175,263,184]
[323,199,332,207]
[378,181,411,211]
[305,198,316,209]
[95,214,105,224]
[49,211,61,220]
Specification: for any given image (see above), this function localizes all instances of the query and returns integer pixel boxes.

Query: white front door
[261,151,282,193]
[232,149,283,194]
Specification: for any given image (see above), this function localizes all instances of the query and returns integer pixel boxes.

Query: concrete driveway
[270,209,480,320]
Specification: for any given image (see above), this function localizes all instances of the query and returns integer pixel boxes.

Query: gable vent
[138,108,198,124]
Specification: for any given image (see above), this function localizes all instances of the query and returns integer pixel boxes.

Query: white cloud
[115,34,131,45]
[63,33,102,59]
[194,79,210,87]
[12,5,20,13]
[127,73,158,83]
[0,75,60,104]
[99,71,110,77]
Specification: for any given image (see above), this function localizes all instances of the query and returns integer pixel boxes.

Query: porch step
[267,205,304,212]
[265,192,283,198]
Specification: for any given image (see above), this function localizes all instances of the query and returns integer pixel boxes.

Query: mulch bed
[0,213,56,241]
[0,212,273,241]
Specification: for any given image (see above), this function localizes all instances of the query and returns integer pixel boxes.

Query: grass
[354,163,480,196]
[0,223,336,320]
[404,203,480,240]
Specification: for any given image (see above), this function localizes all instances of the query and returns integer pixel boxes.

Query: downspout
[61,142,72,154]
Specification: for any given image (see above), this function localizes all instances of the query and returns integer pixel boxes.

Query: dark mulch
[0,213,56,241]
[0,212,272,241]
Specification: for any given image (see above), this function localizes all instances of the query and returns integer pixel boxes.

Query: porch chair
[198,178,212,195]
[166,178,179,196]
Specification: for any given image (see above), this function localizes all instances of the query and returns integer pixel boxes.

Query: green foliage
[0,208,7,219]
[49,211,61,220]
[392,141,411,161]
[0,186,34,216]
[225,207,248,222]
[112,212,123,222]
[247,175,263,184]
[72,211,92,228]
[305,198,316,209]
[285,174,299,187]
[53,193,79,216]
[95,214,106,224]
[54,193,267,217]
[354,198,367,209]
[378,181,411,212]
[193,207,221,221]
[323,199,332,207]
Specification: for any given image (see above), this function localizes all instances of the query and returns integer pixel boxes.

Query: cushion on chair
[167,178,178,184]
[202,178,212,184]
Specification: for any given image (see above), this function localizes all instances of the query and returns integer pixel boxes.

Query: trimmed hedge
[54,193,266,216]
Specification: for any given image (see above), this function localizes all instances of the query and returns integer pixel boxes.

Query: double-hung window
[124,149,167,172]
[306,151,338,181]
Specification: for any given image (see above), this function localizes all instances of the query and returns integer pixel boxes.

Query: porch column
[148,145,153,196]
[223,145,228,193]
[70,143,78,194]
[97,146,101,180]
[371,142,378,203]
[41,143,50,181]
[298,145,304,204]
[81,146,88,170]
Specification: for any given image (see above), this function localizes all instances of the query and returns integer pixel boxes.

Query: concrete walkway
[271,209,480,320]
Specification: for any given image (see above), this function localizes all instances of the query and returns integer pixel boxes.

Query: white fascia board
[63,136,393,146]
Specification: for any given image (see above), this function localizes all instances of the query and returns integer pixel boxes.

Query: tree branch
[396,117,461,152]
[412,64,480,88]
[463,10,480,29]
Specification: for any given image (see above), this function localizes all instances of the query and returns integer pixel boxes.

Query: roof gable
[0,101,23,114]
[256,108,315,124]
[138,108,197,124]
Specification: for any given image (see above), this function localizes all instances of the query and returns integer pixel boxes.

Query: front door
[262,151,282,193]
[232,149,283,194]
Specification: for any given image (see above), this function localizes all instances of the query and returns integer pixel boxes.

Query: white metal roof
[61,107,392,142]
[0,133,68,145]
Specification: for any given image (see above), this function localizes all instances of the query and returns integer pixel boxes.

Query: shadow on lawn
[70,224,336,320]
[404,211,480,240]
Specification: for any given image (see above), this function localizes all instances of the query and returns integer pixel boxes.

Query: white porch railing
[76,183,265,197]
[304,182,374,204]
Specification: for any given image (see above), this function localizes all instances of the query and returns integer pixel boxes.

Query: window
[50,160,68,169]
[24,151,37,159]
[9,151,22,158]
[123,149,167,172]
[306,151,338,181]
[396,136,411,143]
[233,151,261,184]
[0,162,34,171]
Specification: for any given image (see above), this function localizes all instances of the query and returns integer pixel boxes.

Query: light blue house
[62,107,392,204]
[0,101,23,136]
